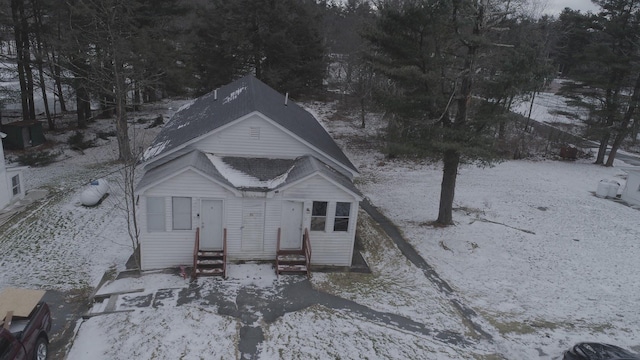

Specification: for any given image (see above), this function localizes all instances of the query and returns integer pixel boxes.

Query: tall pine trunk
[11,0,30,121]
[33,0,53,129]
[436,0,480,226]
[437,149,460,225]
[595,132,609,164]
[114,61,133,162]
[606,73,640,166]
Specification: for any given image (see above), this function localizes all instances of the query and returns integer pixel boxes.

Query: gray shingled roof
[136,150,362,198]
[136,150,235,193]
[222,157,295,182]
[143,75,357,174]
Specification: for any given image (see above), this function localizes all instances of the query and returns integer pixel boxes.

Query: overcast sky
[543,0,600,16]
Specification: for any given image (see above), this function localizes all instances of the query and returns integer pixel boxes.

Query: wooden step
[277,264,308,273]
[198,251,223,257]
[196,268,224,276]
[197,259,224,265]
[277,254,306,263]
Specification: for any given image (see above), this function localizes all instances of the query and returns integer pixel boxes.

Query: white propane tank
[607,180,620,198]
[595,180,609,198]
[81,179,109,206]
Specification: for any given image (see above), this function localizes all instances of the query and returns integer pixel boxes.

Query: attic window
[250,127,260,139]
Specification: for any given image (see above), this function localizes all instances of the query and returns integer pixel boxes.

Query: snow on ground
[313,210,467,332]
[511,79,590,131]
[2,93,640,359]
[0,99,189,291]
[261,305,474,359]
[309,101,640,358]
[67,305,237,360]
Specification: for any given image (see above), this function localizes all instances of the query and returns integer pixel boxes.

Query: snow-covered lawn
[1,95,639,359]
[310,101,640,358]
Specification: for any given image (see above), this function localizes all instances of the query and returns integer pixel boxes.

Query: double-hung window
[172,197,192,230]
[311,201,328,231]
[147,197,166,232]
[333,202,351,232]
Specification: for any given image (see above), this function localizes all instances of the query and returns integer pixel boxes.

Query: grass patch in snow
[312,210,468,335]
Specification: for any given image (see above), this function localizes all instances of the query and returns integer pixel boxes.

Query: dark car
[0,293,52,360]
[563,342,640,360]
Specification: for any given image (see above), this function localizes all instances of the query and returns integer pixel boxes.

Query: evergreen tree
[558,1,640,166]
[190,0,326,96]
[366,0,544,225]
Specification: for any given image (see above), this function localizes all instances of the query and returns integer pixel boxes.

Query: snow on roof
[176,99,195,112]
[206,154,291,189]
[223,86,247,104]
[142,140,170,161]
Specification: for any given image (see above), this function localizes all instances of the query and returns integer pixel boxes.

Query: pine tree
[366,0,547,225]
[559,1,640,166]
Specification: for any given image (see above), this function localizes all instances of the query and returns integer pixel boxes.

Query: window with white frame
[147,197,165,232]
[172,197,192,230]
[11,175,20,196]
[311,201,327,231]
[333,202,351,232]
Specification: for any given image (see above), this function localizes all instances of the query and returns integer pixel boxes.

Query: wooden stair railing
[303,228,311,278]
[191,227,200,280]
[276,227,311,278]
[222,229,227,278]
[192,227,227,279]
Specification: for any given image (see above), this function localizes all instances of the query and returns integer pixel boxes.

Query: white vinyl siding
[146,197,166,232]
[621,171,640,206]
[138,163,361,269]
[194,113,354,179]
[283,176,360,266]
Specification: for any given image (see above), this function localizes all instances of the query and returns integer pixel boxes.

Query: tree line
[0,0,638,225]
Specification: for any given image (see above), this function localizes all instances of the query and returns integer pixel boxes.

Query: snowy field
[0,93,639,359]
[511,79,591,132]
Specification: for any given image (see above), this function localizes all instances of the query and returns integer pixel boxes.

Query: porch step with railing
[276,228,311,278]
[192,228,227,279]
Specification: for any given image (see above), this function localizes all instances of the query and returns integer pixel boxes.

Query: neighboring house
[621,167,640,207]
[0,132,27,210]
[136,75,363,274]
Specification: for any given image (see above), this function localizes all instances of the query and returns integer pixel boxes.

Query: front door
[281,201,303,249]
[242,200,265,251]
[201,200,223,250]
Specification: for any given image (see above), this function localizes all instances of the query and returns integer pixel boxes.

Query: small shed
[0,121,46,149]
[621,168,640,207]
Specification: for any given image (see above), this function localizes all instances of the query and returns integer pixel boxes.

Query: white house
[0,132,27,210]
[136,76,363,276]
[621,167,640,207]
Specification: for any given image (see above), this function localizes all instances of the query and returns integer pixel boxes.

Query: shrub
[97,130,117,140]
[68,131,94,150]
[16,151,57,167]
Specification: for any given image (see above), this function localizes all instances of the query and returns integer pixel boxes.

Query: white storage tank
[607,180,620,198]
[81,179,109,206]
[596,179,610,198]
